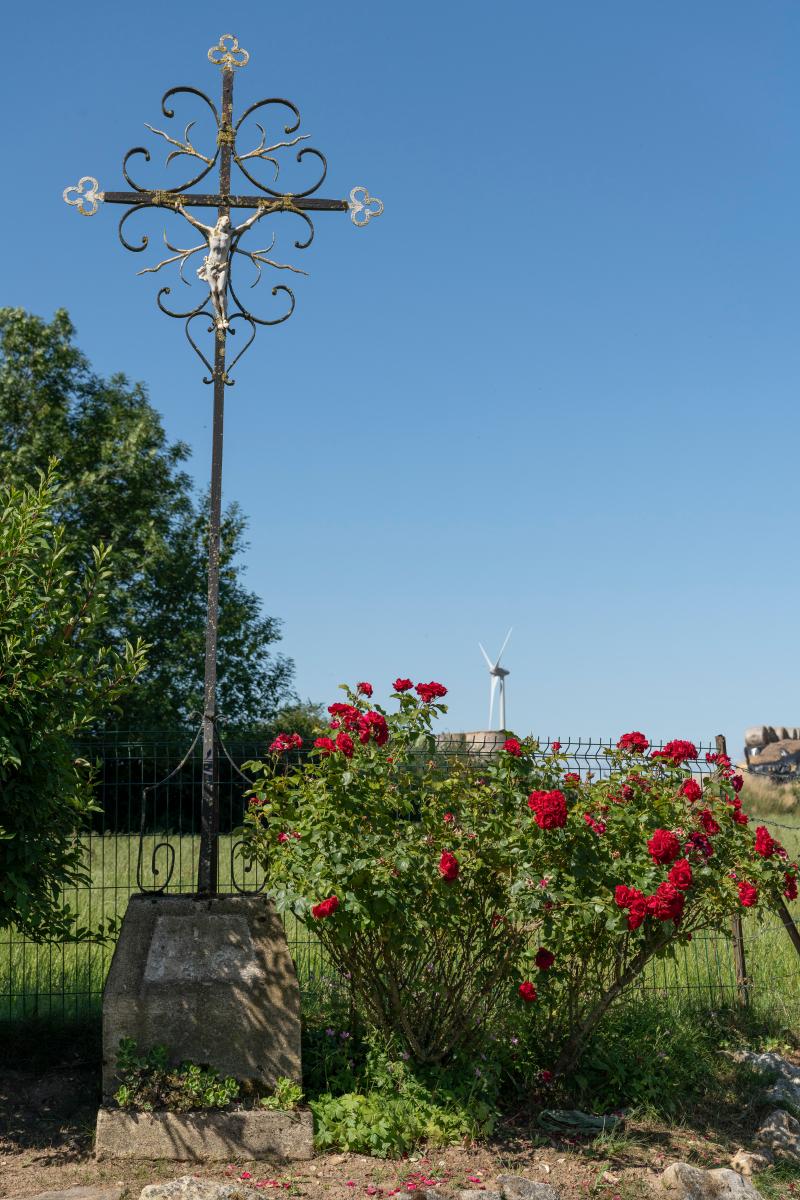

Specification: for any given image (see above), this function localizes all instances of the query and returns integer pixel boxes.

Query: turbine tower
[479,629,512,730]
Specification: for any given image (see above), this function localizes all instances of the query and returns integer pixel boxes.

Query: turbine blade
[495,627,513,667]
[478,642,493,670]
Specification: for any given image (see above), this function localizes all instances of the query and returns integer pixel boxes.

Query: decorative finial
[208,34,249,69]
[349,186,384,227]
[63,176,102,216]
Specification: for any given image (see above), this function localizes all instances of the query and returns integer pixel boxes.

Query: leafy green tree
[0,469,146,938]
[0,307,296,730]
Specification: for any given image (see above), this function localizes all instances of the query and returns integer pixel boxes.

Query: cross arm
[101,191,350,212]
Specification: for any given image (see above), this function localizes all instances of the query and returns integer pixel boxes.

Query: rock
[659,1163,761,1200]
[497,1177,560,1200]
[730,1149,772,1176]
[2,1190,124,1200]
[140,1183,253,1200]
[460,1191,501,1200]
[730,1050,800,1110]
[755,1108,800,1163]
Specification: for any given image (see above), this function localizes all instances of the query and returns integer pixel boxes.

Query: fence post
[716,734,750,1007]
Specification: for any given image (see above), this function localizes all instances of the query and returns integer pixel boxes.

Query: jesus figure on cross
[177,206,262,329]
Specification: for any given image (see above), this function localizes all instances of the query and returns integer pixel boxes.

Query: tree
[0,469,146,938]
[0,308,297,730]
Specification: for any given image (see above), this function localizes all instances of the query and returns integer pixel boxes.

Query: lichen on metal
[207,34,249,70]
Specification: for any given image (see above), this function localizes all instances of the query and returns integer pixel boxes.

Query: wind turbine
[479,629,512,730]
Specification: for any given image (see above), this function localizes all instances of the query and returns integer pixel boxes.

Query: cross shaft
[64,33,382,897]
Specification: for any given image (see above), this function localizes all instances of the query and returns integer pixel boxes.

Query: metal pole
[198,64,234,895]
[717,733,750,1006]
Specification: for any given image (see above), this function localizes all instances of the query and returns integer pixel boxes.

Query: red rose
[328,702,360,730]
[564,772,581,786]
[617,731,649,753]
[653,739,698,764]
[314,736,336,756]
[336,732,354,758]
[534,947,555,970]
[357,710,389,746]
[648,881,685,923]
[614,885,648,929]
[680,779,702,803]
[269,732,303,753]
[518,981,538,1003]
[647,829,681,864]
[668,858,693,891]
[730,773,744,793]
[393,677,414,692]
[528,790,568,830]
[583,813,606,835]
[698,809,721,836]
[551,741,561,753]
[357,681,373,697]
[438,850,459,882]
[784,873,798,902]
[443,812,454,823]
[415,680,448,703]
[627,893,648,929]
[732,809,749,826]
[755,825,778,859]
[738,880,758,908]
[311,895,340,920]
[503,738,522,757]
[277,831,300,844]
[686,831,714,859]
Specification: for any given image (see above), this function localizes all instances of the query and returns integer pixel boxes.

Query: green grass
[3,805,800,1028]
[0,833,327,1022]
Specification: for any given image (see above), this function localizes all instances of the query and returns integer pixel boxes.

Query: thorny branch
[144,120,213,166]
[235,123,310,179]
[233,235,308,286]
[136,231,205,283]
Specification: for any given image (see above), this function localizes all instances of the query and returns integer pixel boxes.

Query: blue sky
[4,2,800,751]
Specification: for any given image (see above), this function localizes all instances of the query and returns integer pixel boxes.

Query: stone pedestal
[94,1106,314,1161]
[102,893,301,1099]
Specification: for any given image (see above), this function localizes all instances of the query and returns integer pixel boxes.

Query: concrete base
[102,894,301,1098]
[94,1105,314,1161]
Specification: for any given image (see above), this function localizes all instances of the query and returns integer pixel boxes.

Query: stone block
[94,1105,313,1161]
[102,894,300,1098]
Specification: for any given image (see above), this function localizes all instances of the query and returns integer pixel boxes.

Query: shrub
[243,683,796,1075]
[0,468,146,940]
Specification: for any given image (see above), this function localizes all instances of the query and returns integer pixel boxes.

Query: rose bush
[242,687,796,1072]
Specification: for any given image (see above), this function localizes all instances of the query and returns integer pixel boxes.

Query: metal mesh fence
[2,731,799,1023]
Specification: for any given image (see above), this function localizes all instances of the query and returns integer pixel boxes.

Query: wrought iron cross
[64,33,382,895]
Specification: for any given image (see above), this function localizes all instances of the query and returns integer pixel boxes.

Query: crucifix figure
[178,208,261,329]
[64,33,383,895]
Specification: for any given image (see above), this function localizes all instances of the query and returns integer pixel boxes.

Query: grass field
[2,796,800,1025]
[0,833,326,1022]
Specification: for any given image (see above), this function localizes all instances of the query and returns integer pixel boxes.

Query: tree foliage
[0,307,296,730]
[0,469,146,938]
